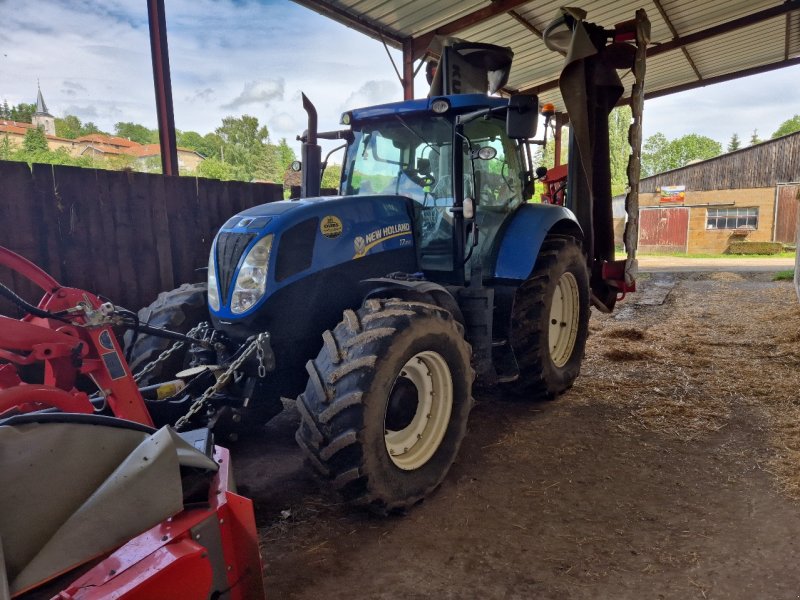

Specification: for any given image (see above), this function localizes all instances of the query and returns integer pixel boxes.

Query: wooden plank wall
[0,161,282,312]
[640,131,800,193]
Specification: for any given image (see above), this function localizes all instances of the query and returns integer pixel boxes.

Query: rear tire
[124,283,208,386]
[509,236,590,399]
[295,299,474,513]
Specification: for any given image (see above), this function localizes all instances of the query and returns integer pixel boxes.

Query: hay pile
[573,274,800,496]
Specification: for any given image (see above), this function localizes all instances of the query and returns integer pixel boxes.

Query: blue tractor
[128,9,645,512]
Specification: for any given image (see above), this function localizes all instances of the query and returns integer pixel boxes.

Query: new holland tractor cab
[128,8,647,513]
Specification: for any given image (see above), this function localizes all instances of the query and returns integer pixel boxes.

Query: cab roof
[349,93,509,122]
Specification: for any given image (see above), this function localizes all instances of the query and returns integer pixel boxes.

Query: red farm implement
[0,246,265,599]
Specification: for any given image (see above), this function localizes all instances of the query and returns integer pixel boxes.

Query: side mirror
[507,94,538,139]
[290,160,302,172]
[535,166,549,180]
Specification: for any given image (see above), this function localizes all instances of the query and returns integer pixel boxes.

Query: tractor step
[491,338,520,383]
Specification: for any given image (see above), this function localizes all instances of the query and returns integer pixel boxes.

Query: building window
[706,207,758,230]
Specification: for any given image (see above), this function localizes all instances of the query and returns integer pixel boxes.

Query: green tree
[22,127,49,153]
[641,132,669,176]
[55,115,83,139]
[197,157,240,180]
[177,130,205,152]
[80,122,101,136]
[771,115,800,139]
[201,133,224,159]
[215,115,269,180]
[114,122,158,144]
[0,100,10,119]
[0,135,12,160]
[321,164,342,190]
[608,106,632,196]
[254,144,283,182]
[727,133,741,152]
[641,133,721,177]
[277,138,295,168]
[750,129,761,145]
[9,102,36,123]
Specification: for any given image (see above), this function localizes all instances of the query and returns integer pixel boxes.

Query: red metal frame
[0,247,153,425]
[540,163,568,205]
[1,245,265,599]
[601,259,637,301]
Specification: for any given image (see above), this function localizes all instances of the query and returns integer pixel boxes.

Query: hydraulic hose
[0,281,69,322]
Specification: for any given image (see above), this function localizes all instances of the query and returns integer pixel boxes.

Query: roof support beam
[411,0,533,59]
[648,0,800,58]
[518,0,800,97]
[651,0,703,81]
[617,55,800,105]
[508,10,543,38]
[292,0,405,48]
[402,40,415,100]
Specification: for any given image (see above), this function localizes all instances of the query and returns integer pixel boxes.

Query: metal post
[147,0,179,177]
[553,113,564,167]
[402,40,415,100]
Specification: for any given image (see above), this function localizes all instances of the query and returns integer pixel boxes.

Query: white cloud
[221,79,284,110]
[269,112,298,139]
[343,80,399,111]
[3,0,798,158]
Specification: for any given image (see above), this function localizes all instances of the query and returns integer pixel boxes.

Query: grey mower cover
[0,419,217,595]
[544,7,627,310]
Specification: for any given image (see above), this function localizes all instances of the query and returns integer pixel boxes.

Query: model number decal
[353,222,412,258]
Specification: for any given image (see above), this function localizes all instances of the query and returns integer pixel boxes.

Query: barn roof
[292,0,800,110]
[640,130,800,192]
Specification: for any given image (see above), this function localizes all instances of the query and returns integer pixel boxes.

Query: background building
[614,131,800,254]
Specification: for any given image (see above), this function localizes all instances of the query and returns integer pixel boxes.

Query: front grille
[216,232,256,304]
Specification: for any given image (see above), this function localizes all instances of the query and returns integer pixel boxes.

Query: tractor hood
[210,195,418,321]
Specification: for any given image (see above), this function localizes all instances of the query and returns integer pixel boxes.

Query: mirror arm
[457,106,506,127]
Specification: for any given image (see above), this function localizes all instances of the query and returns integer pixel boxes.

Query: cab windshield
[342,116,453,204]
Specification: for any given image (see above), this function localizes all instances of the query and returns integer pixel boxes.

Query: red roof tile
[75,134,140,148]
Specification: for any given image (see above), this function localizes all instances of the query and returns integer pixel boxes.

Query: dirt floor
[234,269,800,599]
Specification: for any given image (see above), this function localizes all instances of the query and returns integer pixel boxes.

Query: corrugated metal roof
[293,0,800,111]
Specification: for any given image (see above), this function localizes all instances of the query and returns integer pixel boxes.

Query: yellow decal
[320,215,343,239]
[353,222,412,258]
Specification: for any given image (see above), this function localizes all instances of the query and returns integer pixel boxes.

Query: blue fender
[492,203,583,281]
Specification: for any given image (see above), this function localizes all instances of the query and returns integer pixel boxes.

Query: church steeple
[35,83,51,116]
[32,81,55,136]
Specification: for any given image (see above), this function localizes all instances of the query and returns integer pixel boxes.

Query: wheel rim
[384,351,453,471]
[549,272,580,368]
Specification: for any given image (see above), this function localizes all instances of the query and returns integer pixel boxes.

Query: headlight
[207,247,220,311]
[231,235,273,314]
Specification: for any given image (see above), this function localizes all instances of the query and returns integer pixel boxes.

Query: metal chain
[256,335,267,378]
[173,332,268,431]
[132,323,205,383]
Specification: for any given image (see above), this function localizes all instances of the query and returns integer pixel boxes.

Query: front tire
[124,283,208,385]
[509,236,590,399]
[296,299,474,513]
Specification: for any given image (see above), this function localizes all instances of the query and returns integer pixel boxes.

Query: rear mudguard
[492,203,583,282]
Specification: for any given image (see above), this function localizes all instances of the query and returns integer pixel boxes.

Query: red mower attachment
[0,246,152,425]
[0,246,266,599]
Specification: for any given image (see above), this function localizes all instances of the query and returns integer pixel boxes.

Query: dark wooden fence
[0,160,282,312]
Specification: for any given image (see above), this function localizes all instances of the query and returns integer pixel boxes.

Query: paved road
[637,256,795,272]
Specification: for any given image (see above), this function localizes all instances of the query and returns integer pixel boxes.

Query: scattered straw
[576,273,800,496]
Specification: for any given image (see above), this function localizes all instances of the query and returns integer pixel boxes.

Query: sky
[2,0,799,158]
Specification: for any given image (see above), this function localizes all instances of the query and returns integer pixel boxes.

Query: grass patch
[639,251,796,259]
[773,270,795,281]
